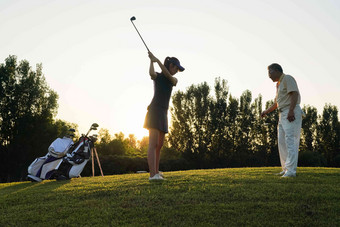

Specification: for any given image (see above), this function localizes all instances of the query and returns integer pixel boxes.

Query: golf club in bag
[27,123,100,182]
[130,16,150,52]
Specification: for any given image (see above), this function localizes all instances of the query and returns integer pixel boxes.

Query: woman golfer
[144,52,185,180]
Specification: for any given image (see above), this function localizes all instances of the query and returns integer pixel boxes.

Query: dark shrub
[298,151,327,167]
[333,154,340,167]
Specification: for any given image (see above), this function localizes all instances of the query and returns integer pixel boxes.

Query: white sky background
[1,0,339,139]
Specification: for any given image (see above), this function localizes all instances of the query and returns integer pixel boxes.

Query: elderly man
[261,63,303,177]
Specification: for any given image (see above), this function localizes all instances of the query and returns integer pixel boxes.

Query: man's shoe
[281,172,296,178]
[149,174,164,181]
[158,171,164,177]
[275,170,286,176]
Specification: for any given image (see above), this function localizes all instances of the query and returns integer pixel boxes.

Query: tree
[96,128,113,155]
[261,100,279,165]
[0,55,60,182]
[301,105,318,152]
[109,132,127,156]
[127,134,137,149]
[209,78,230,163]
[249,94,268,163]
[235,90,254,153]
[225,95,239,154]
[98,128,112,144]
[317,104,340,165]
[169,82,212,165]
[137,136,149,156]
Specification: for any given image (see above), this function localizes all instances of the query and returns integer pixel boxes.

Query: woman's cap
[170,58,185,72]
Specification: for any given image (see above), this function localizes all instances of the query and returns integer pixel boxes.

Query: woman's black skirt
[143,106,169,133]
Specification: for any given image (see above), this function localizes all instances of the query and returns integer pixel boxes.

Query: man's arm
[287,91,299,122]
[261,102,278,118]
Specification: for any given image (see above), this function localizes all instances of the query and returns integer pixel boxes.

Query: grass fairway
[1,167,339,226]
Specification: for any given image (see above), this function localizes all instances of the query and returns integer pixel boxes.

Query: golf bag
[27,134,96,182]
[54,135,93,179]
[27,137,74,182]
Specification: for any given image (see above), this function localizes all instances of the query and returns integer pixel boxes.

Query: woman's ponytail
[164,57,171,70]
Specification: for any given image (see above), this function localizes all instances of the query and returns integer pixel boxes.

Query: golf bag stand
[91,147,104,177]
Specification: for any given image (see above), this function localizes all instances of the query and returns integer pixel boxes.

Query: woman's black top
[148,72,173,110]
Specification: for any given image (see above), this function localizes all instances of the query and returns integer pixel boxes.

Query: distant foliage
[0,55,77,182]
[316,104,340,165]
[169,78,277,168]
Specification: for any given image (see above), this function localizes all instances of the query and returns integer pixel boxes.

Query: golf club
[85,123,99,137]
[89,134,98,143]
[67,128,75,138]
[130,16,150,52]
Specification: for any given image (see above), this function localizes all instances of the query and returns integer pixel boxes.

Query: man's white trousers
[278,105,302,175]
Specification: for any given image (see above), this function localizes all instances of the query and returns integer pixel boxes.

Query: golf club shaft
[85,129,91,137]
[131,21,150,52]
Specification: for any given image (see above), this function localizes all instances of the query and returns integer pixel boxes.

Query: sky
[1,0,339,140]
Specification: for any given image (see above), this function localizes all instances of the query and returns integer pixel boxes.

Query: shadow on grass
[0,179,71,198]
[149,180,166,185]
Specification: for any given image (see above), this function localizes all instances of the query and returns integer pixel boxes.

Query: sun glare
[110,84,151,141]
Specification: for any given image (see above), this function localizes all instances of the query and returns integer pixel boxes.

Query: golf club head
[89,134,98,142]
[65,128,75,138]
[66,133,75,138]
[92,123,99,128]
[90,123,99,131]
[130,16,136,21]
[86,123,99,136]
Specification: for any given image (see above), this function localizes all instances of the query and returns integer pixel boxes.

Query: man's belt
[278,104,300,112]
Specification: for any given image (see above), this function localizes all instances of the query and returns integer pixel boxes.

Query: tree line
[1,56,339,183]
[168,78,340,169]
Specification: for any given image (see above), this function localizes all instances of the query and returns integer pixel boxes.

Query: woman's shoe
[149,173,164,181]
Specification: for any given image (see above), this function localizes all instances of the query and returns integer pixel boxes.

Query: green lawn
[1,167,339,226]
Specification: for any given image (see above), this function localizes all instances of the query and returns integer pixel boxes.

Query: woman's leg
[147,129,160,177]
[155,131,165,174]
